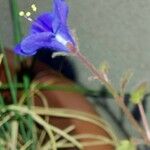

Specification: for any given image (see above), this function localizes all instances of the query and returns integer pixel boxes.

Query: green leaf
[9,0,22,44]
[116,140,136,150]
[131,82,149,104]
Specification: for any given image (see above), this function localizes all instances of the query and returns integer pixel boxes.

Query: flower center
[55,34,68,46]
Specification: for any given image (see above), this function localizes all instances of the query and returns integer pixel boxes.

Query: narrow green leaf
[9,0,22,44]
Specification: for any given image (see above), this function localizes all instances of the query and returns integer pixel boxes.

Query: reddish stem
[138,103,150,141]
[69,46,148,141]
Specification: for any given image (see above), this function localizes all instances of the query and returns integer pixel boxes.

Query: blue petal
[53,0,69,25]
[56,24,75,46]
[50,38,68,51]
[52,17,61,33]
[30,12,54,34]
[14,32,69,56]
[17,32,54,56]
[15,44,36,56]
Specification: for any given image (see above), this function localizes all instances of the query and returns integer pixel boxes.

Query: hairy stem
[138,103,150,141]
[74,50,147,141]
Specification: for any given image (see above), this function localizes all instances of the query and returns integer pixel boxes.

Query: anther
[26,12,31,17]
[19,11,25,16]
[31,4,37,12]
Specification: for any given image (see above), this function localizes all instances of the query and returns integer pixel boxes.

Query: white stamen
[19,11,25,16]
[55,34,68,46]
[24,16,33,22]
[31,4,37,12]
[19,11,33,22]
[26,12,31,17]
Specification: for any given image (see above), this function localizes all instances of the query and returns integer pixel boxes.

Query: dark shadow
[33,48,77,82]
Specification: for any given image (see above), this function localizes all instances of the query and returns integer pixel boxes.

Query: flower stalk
[138,103,150,141]
[68,44,148,142]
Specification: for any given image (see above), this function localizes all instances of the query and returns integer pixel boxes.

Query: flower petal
[30,12,54,34]
[50,38,68,51]
[53,0,69,25]
[15,44,36,56]
[17,32,54,56]
[56,24,75,46]
[14,31,69,56]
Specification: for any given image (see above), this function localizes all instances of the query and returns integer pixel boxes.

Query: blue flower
[15,0,75,56]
